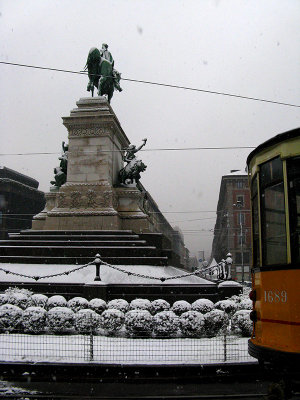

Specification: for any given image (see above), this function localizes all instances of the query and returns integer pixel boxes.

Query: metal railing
[0,331,255,365]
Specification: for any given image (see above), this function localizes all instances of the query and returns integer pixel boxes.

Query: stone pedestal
[32,97,151,232]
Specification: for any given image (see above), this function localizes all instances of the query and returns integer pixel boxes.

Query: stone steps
[13,230,135,236]
[0,230,171,266]
[8,234,141,241]
[0,245,161,257]
[0,255,168,265]
[0,240,147,247]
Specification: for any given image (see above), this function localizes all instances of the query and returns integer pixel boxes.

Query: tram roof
[247,127,300,166]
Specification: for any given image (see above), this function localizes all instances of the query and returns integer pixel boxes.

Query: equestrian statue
[84,43,122,103]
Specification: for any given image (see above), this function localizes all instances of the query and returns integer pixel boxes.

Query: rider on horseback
[85,44,122,100]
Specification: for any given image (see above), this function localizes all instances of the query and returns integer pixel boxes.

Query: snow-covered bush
[0,293,8,306]
[180,311,205,337]
[107,299,129,313]
[204,309,229,337]
[129,298,152,313]
[67,297,89,313]
[0,304,23,332]
[46,295,67,310]
[31,294,48,308]
[47,307,75,333]
[191,299,214,314]
[74,309,100,334]
[89,298,107,314]
[22,307,47,334]
[238,298,252,310]
[151,299,170,315]
[4,288,32,309]
[125,310,153,336]
[171,300,191,316]
[230,290,252,310]
[231,310,252,337]
[214,300,237,314]
[100,309,125,335]
[152,311,179,337]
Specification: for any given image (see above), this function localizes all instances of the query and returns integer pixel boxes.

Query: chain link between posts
[0,254,231,282]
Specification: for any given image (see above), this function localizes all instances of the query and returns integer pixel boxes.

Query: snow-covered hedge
[152,311,179,337]
[129,298,152,313]
[171,300,191,316]
[4,288,32,309]
[46,295,67,310]
[151,299,170,315]
[47,307,75,333]
[125,309,153,337]
[238,298,252,310]
[107,299,129,313]
[191,299,214,314]
[204,309,229,337]
[0,304,23,332]
[74,309,100,334]
[89,298,107,314]
[68,297,89,313]
[0,287,255,338]
[231,310,252,337]
[180,311,205,337]
[0,293,8,306]
[31,294,48,308]
[22,307,47,334]
[214,300,237,314]
[100,309,125,335]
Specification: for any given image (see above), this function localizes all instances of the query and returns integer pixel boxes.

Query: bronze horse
[85,47,122,103]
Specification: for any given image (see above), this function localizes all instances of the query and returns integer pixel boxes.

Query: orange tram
[247,127,300,366]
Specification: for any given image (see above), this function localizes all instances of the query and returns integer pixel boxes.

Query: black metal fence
[0,332,255,364]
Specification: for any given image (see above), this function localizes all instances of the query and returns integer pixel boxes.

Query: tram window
[251,175,260,266]
[260,158,287,266]
[287,157,300,264]
[260,157,282,188]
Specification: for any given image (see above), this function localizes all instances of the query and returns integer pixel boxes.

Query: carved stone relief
[70,191,81,208]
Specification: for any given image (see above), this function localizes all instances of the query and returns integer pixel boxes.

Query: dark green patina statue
[84,44,122,103]
[119,139,147,185]
[51,141,68,188]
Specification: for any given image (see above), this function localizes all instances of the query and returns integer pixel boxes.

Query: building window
[236,195,244,207]
[235,252,249,264]
[243,252,250,263]
[236,181,244,188]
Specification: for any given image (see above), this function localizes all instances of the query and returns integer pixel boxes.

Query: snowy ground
[0,333,256,365]
[0,263,216,285]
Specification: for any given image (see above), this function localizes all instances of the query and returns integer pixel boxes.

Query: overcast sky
[0,0,299,258]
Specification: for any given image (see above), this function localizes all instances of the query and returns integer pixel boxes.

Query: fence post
[223,332,227,362]
[89,331,94,362]
[89,314,94,362]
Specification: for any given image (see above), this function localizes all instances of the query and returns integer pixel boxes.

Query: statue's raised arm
[119,139,147,185]
[123,139,147,163]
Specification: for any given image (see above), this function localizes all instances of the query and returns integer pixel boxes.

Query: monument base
[32,184,153,232]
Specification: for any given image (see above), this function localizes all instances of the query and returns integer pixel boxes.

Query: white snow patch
[218,280,242,287]
[0,263,216,285]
